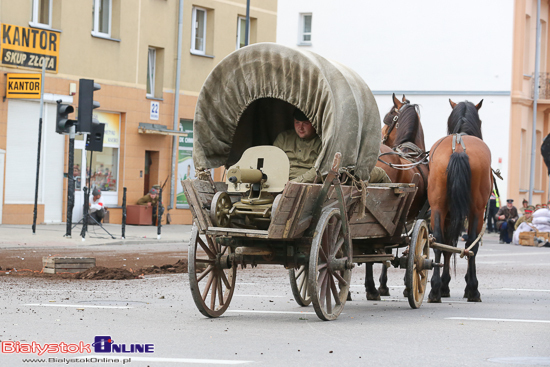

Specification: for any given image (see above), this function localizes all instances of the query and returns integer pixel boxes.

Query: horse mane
[447,101,483,139]
[393,104,424,149]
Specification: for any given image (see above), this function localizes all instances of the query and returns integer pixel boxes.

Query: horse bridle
[382,103,409,144]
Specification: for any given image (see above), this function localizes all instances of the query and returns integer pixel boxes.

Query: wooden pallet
[42,257,96,274]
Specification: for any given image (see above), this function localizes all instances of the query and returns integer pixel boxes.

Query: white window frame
[30,0,52,28]
[299,13,312,45]
[236,16,250,49]
[92,0,112,38]
[147,48,156,98]
[191,6,207,55]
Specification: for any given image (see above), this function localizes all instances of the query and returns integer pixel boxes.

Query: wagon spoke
[201,272,215,301]
[220,269,231,289]
[329,274,341,306]
[300,274,308,299]
[416,272,424,294]
[196,258,215,265]
[330,219,342,251]
[296,266,306,279]
[210,275,218,310]
[197,265,214,282]
[299,271,307,293]
[319,246,328,263]
[326,276,333,314]
[318,268,328,291]
[318,262,327,271]
[197,237,216,259]
[319,272,328,308]
[331,237,344,257]
[220,245,228,256]
[333,270,348,287]
[217,277,224,306]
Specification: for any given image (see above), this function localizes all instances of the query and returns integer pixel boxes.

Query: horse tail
[446,152,471,246]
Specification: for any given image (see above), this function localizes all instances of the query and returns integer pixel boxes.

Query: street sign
[150,101,159,120]
[1,23,59,73]
[6,73,42,99]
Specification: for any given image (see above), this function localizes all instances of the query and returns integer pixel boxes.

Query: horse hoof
[378,287,390,297]
[366,293,381,301]
[427,298,441,303]
[403,289,409,298]
[467,297,482,302]
[347,293,353,301]
[441,292,450,298]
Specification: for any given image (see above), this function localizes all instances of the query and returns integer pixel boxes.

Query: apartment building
[510,0,550,204]
[0,0,277,225]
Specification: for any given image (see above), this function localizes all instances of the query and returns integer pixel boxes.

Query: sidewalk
[0,223,194,248]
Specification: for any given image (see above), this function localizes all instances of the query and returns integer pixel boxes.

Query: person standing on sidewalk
[487,190,499,233]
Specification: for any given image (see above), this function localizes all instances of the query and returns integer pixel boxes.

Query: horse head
[382,94,425,150]
[447,100,483,139]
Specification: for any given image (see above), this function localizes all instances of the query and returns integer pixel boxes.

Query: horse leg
[365,262,381,300]
[464,214,482,302]
[428,212,444,303]
[379,263,391,297]
[441,252,452,297]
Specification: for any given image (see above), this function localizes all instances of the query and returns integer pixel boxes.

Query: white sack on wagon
[192,42,381,181]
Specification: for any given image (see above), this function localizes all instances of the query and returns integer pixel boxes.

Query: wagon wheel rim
[289,265,311,306]
[188,224,236,317]
[308,208,351,321]
[210,192,231,228]
[406,220,430,309]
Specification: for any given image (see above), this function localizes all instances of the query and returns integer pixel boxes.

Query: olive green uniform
[137,193,159,206]
[369,166,392,183]
[273,130,322,183]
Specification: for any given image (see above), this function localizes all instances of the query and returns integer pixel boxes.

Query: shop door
[144,151,159,194]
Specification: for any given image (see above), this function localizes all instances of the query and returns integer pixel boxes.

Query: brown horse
[427,99,492,303]
[364,94,429,300]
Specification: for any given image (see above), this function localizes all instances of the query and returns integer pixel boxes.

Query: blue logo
[92,336,154,354]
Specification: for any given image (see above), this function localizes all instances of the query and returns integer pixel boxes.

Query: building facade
[0,0,277,225]
[510,0,550,205]
[277,0,516,201]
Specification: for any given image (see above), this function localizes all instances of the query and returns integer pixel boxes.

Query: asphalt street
[1,233,549,367]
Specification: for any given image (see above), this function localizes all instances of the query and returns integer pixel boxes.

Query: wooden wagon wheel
[308,207,352,321]
[289,265,311,306]
[188,224,236,317]
[405,219,430,309]
[210,191,232,227]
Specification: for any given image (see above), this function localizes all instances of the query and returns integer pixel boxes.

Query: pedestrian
[89,188,106,224]
[495,199,519,244]
[487,190,499,233]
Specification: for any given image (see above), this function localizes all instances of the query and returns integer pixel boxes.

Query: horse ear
[392,93,402,109]
[475,99,483,110]
[402,94,406,102]
[449,99,457,109]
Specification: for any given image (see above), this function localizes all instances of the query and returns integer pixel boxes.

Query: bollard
[122,187,127,239]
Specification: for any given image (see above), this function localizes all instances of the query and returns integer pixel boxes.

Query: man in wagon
[495,199,519,244]
[274,108,390,183]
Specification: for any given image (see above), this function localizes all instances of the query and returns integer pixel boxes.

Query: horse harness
[382,103,409,144]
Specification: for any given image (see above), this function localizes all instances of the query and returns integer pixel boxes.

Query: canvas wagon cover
[193,43,381,181]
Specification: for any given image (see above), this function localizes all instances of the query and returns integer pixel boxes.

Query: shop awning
[138,123,188,137]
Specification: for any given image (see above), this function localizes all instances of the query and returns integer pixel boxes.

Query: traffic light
[56,100,76,134]
[85,121,105,152]
[77,78,101,133]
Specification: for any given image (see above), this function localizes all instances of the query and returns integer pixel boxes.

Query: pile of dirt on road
[140,259,188,275]
[0,259,188,280]
[75,266,137,280]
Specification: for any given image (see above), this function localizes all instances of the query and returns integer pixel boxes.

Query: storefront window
[89,147,118,192]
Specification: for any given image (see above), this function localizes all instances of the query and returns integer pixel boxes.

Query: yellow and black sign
[6,73,42,99]
[1,23,59,73]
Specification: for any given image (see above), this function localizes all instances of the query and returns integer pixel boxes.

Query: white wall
[277,0,514,196]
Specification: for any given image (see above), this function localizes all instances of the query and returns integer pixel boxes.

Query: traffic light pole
[65,126,76,238]
[32,61,47,234]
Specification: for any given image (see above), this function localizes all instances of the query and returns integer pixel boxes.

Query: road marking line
[350,285,405,288]
[446,317,550,323]
[76,356,252,365]
[227,310,317,315]
[379,298,469,304]
[477,252,550,258]
[234,295,286,298]
[24,289,118,293]
[499,288,550,292]
[23,303,132,309]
